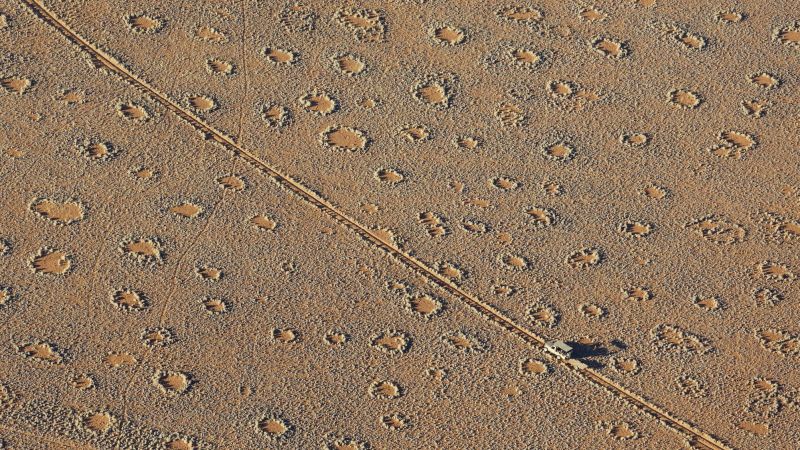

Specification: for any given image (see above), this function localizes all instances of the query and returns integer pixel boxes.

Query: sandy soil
[1,0,799,449]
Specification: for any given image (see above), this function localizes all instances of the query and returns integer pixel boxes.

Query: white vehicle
[544,340,573,360]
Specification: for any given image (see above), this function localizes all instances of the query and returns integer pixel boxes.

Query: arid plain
[1,0,799,449]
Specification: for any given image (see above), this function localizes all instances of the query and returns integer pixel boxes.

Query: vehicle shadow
[566,339,629,369]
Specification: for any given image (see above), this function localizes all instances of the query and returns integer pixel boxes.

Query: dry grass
[1,0,798,448]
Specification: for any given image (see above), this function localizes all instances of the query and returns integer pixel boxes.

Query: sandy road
[20,0,732,448]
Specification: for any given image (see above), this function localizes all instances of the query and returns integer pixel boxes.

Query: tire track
[21,1,731,448]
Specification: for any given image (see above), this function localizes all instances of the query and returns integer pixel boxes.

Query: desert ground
[0,0,799,449]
